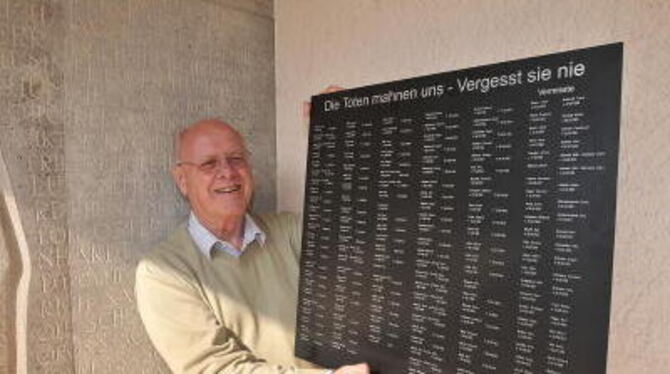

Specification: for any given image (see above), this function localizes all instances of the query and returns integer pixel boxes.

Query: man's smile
[214,184,242,194]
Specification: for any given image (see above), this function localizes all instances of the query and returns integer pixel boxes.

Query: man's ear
[171,166,188,197]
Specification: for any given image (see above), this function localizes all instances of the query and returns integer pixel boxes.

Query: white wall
[275,1,670,372]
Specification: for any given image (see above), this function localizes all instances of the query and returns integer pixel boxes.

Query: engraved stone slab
[0,0,275,373]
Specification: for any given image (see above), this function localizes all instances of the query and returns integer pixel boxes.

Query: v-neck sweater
[136,212,325,373]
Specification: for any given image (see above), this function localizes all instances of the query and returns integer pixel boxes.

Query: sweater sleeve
[135,257,326,374]
[276,211,303,260]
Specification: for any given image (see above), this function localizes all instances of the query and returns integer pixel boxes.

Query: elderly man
[136,119,368,374]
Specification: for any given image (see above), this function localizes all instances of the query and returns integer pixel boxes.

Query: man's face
[172,121,254,226]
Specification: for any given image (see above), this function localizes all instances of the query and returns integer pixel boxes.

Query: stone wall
[0,0,275,373]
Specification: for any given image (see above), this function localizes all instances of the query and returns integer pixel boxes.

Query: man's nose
[214,158,238,177]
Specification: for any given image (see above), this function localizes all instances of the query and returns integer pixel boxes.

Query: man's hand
[302,85,346,121]
[333,363,370,374]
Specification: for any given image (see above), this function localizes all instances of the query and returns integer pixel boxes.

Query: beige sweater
[136,212,325,374]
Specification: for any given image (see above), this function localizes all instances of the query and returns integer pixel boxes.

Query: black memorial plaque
[296,43,622,374]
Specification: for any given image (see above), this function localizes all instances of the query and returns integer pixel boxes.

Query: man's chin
[211,203,248,217]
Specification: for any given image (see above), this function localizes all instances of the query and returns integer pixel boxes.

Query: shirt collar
[187,212,266,259]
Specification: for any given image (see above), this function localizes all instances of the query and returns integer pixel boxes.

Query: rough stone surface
[0,0,275,373]
[0,192,12,374]
[276,1,670,373]
[0,1,74,373]
[0,213,6,374]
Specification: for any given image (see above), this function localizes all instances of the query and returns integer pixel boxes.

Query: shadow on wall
[0,149,31,374]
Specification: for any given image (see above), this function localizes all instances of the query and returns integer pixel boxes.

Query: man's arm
[135,259,327,374]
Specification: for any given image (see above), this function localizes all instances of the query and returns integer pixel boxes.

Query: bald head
[175,119,248,163]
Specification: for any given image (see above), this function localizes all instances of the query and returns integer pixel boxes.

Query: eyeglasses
[176,153,249,174]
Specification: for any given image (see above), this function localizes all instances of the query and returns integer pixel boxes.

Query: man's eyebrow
[197,151,247,159]
[227,149,250,155]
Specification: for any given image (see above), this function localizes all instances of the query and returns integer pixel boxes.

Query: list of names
[296,43,622,374]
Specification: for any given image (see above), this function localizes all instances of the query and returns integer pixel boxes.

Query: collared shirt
[187,212,266,259]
